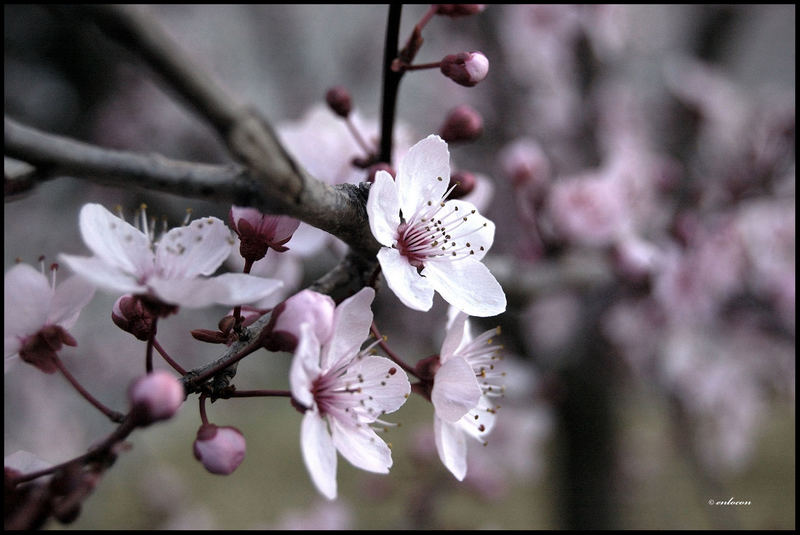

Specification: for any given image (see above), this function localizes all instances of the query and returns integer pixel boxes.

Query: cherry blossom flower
[289,287,411,500]
[59,203,282,309]
[228,206,300,262]
[367,135,506,317]
[4,262,95,374]
[430,310,504,481]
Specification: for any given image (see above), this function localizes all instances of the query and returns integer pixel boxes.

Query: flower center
[395,194,486,269]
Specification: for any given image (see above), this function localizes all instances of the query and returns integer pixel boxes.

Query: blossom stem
[379,4,404,164]
[416,4,437,32]
[395,60,442,72]
[153,338,187,375]
[223,389,293,398]
[52,355,125,423]
[145,319,158,374]
[370,322,420,379]
[345,117,375,157]
[199,393,210,425]
[10,414,138,485]
[232,258,255,329]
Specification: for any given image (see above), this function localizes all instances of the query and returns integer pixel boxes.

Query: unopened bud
[448,171,477,199]
[367,162,396,182]
[112,295,158,340]
[435,4,486,17]
[193,424,246,475]
[325,86,352,118]
[129,370,184,425]
[440,51,489,87]
[439,105,483,143]
[263,290,336,352]
[499,138,551,192]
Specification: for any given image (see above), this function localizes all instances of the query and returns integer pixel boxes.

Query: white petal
[330,417,392,474]
[48,275,96,329]
[4,264,52,339]
[148,273,282,308]
[366,171,401,247]
[431,356,481,422]
[289,324,320,408]
[285,223,330,257]
[423,259,506,317]
[439,199,495,262]
[59,254,146,296]
[5,339,21,361]
[434,416,468,481]
[155,216,233,279]
[301,411,338,500]
[78,203,154,277]
[347,355,411,415]
[397,135,451,217]
[439,310,469,364]
[377,247,434,312]
[321,287,374,371]
[458,395,498,441]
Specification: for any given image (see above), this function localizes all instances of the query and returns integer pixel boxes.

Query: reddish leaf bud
[129,370,184,426]
[439,105,484,143]
[435,4,486,17]
[325,86,352,118]
[193,424,246,475]
[440,51,489,87]
[448,171,477,199]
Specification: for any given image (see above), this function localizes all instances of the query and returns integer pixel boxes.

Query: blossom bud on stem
[440,51,489,86]
[439,105,484,143]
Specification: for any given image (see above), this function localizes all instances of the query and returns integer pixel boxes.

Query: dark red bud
[439,105,483,143]
[325,86,352,118]
[448,171,477,198]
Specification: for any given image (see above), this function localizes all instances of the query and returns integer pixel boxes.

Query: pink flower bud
[440,51,489,87]
[435,4,486,17]
[499,139,551,191]
[193,424,246,475]
[229,206,301,261]
[439,105,484,143]
[448,171,477,199]
[129,370,184,425]
[264,290,336,352]
[367,162,396,183]
[325,86,352,118]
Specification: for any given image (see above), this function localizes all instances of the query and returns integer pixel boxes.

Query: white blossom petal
[438,199,496,262]
[301,411,338,500]
[48,275,96,329]
[156,216,233,279]
[290,324,321,408]
[4,264,52,341]
[376,248,434,312]
[330,418,392,474]
[147,273,282,308]
[439,311,469,364]
[59,254,146,295]
[397,135,451,217]
[458,395,498,441]
[434,416,468,481]
[321,287,375,371]
[423,259,506,317]
[366,171,402,247]
[431,355,481,422]
[346,355,411,414]
[78,203,154,277]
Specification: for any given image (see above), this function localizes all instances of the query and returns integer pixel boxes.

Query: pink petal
[423,259,506,317]
[366,171,401,247]
[458,395,498,441]
[58,255,146,296]
[376,247,434,312]
[301,411,338,500]
[330,417,392,474]
[321,287,375,371]
[440,199,495,261]
[439,310,469,364]
[289,323,321,408]
[48,274,96,329]
[434,416,468,481]
[397,135,451,218]
[4,264,52,340]
[345,355,411,415]
[431,355,481,422]
[155,216,232,279]
[78,203,153,277]
[147,273,282,308]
